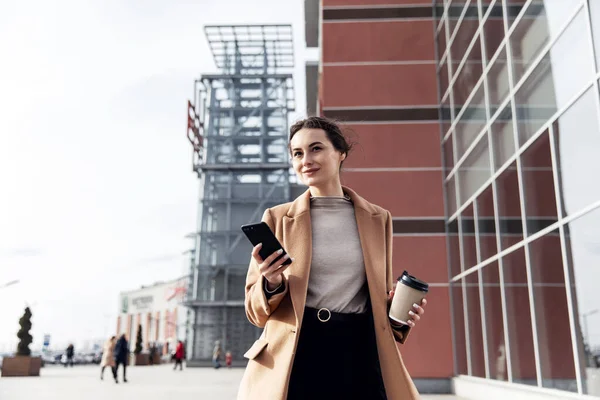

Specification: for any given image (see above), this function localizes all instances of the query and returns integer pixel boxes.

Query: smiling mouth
[303,169,319,175]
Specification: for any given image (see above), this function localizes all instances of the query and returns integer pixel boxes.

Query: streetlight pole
[0,280,20,290]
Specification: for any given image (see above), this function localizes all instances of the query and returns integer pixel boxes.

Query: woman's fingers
[413,302,426,316]
[408,310,421,322]
[265,259,292,280]
[262,249,285,267]
[251,243,264,263]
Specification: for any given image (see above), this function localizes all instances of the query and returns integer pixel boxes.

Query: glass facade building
[436,0,600,396]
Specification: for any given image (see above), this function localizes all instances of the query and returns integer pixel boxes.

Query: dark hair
[289,116,355,168]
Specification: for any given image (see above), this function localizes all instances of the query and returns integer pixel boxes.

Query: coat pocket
[243,339,268,360]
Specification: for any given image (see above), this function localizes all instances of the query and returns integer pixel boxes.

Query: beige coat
[237,187,419,400]
[100,340,116,368]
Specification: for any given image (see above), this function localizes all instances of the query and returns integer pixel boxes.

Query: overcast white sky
[0,0,307,351]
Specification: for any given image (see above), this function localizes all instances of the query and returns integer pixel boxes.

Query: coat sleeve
[244,208,290,328]
[385,210,412,344]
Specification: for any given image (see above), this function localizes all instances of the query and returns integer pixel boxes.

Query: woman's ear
[340,152,347,162]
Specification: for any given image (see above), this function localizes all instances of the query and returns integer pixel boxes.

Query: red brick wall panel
[323,21,435,62]
[343,123,442,168]
[341,171,445,216]
[393,236,448,283]
[322,64,438,107]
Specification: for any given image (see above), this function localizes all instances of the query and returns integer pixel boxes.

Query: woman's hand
[387,290,427,328]
[252,243,293,291]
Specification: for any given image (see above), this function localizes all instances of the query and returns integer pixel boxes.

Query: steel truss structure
[185,25,304,364]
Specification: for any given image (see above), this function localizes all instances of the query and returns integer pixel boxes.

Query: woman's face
[290,128,345,188]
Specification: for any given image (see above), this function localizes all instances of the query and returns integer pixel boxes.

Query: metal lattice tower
[185,25,303,364]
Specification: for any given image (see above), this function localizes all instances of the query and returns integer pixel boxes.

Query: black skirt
[287,307,387,400]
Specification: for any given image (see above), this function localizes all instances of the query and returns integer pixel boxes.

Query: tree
[134,324,143,354]
[16,307,33,356]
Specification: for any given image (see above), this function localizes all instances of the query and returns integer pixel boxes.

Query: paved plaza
[0,363,462,400]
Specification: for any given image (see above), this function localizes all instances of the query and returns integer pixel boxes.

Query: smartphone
[241,222,292,267]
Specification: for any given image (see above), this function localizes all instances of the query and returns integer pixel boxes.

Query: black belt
[304,307,368,323]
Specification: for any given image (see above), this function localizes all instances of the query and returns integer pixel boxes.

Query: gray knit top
[304,196,368,314]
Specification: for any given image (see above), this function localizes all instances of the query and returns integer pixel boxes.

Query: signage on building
[131,295,154,311]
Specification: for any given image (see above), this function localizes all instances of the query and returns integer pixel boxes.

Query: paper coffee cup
[389,271,429,325]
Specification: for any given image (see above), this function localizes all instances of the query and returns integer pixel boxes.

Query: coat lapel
[346,188,387,307]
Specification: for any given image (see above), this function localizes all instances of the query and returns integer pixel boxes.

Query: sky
[0,0,308,351]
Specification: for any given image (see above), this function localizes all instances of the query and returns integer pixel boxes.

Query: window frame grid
[443,1,585,185]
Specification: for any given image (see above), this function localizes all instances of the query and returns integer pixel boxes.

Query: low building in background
[116,277,188,357]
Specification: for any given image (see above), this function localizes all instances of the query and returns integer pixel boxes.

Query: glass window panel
[443,134,455,176]
[502,246,537,386]
[476,183,498,261]
[448,2,472,38]
[528,231,578,392]
[461,203,477,270]
[487,47,510,108]
[513,53,555,145]
[510,2,586,84]
[553,88,600,217]
[452,280,469,375]
[448,218,461,278]
[506,0,530,28]
[591,0,600,71]
[437,21,448,59]
[480,0,495,16]
[458,135,492,205]
[453,36,484,110]
[491,105,515,170]
[514,10,594,145]
[466,271,486,377]
[520,130,559,235]
[442,97,452,136]
[455,83,487,159]
[483,2,505,62]
[440,60,450,97]
[451,17,480,65]
[496,161,523,248]
[563,207,600,396]
[482,261,508,381]
[447,175,458,215]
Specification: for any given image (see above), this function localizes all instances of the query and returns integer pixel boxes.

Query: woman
[100,336,117,382]
[173,340,185,371]
[238,117,427,400]
[212,340,222,369]
[113,334,129,383]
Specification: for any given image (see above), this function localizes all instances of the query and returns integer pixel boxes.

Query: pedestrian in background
[64,343,75,367]
[100,336,117,382]
[149,342,156,366]
[225,351,232,369]
[173,340,185,371]
[212,340,222,369]
[113,334,129,383]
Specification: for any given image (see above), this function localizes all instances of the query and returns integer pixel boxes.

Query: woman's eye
[312,147,321,151]
[293,152,302,157]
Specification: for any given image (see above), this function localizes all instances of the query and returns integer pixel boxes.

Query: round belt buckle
[317,308,331,322]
